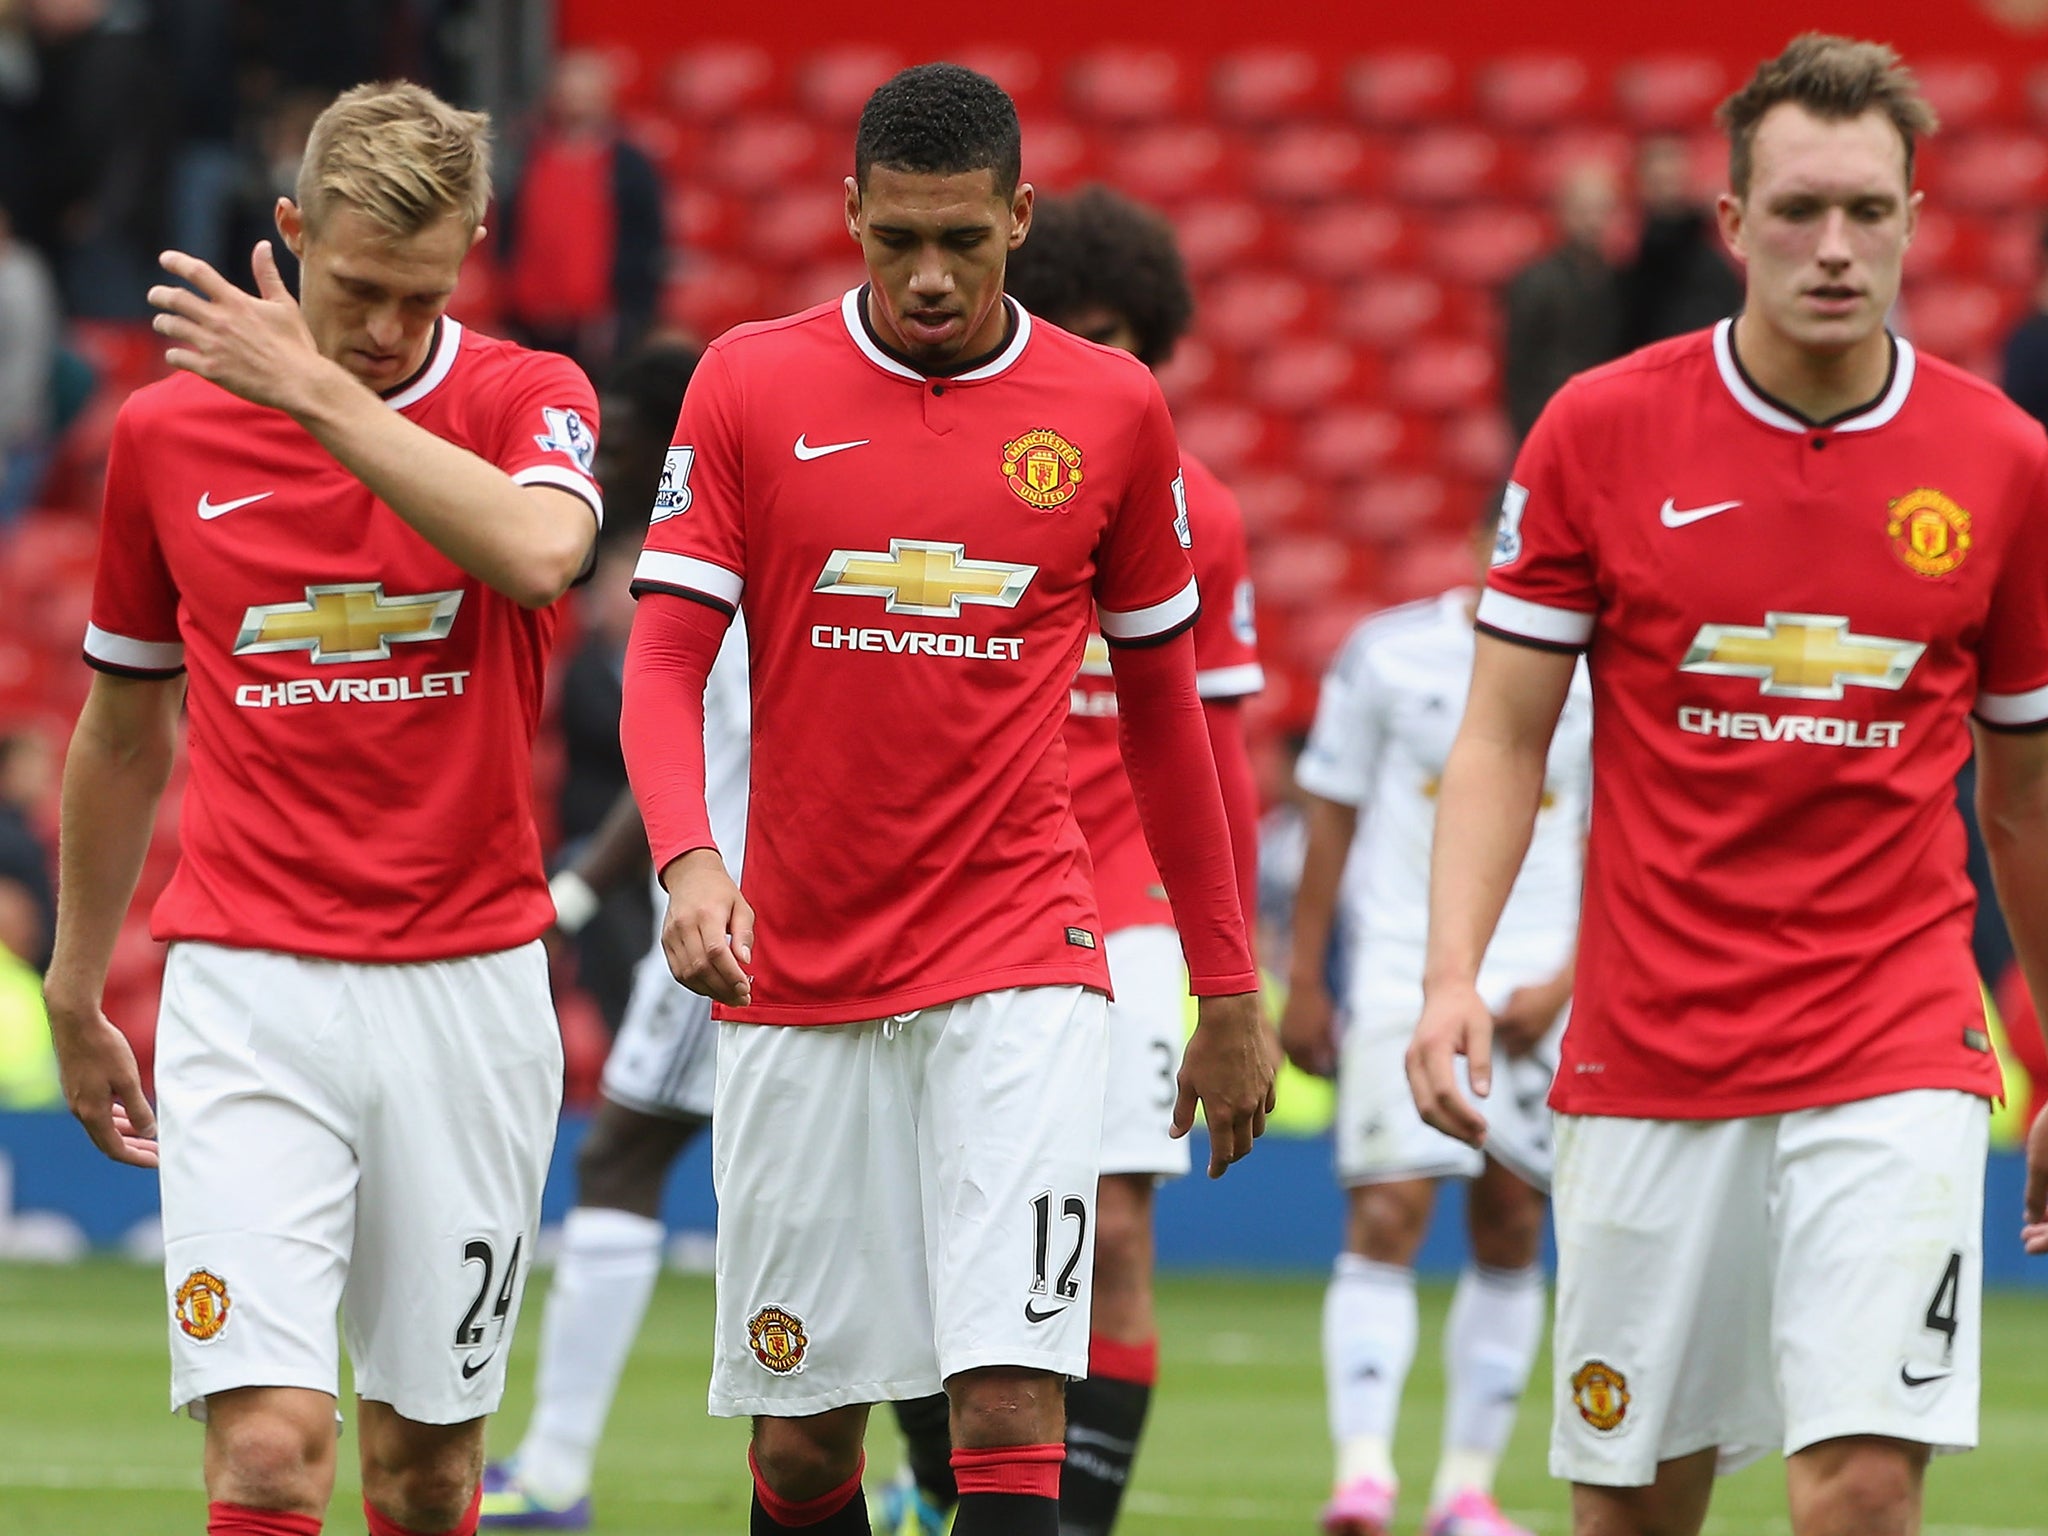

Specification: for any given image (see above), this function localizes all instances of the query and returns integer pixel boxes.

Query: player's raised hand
[659,847,755,1007]
[2024,1104,2048,1256]
[1175,990,1277,1178]
[1407,982,1493,1148]
[148,243,327,412]
[44,996,159,1168]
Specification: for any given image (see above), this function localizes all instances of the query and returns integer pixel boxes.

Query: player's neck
[860,285,1016,378]
[1728,310,1894,427]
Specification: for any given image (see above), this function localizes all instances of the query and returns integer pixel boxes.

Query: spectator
[0,730,52,971]
[1502,161,1623,441]
[2000,222,2048,428]
[498,50,665,376]
[1621,133,1742,349]
[0,200,57,520]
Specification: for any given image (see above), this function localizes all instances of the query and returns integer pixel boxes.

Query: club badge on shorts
[175,1268,232,1343]
[747,1305,809,1374]
[1002,428,1084,510]
[1570,1359,1631,1433]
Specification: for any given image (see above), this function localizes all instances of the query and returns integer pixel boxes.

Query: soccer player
[621,64,1272,1536]
[1282,508,1588,1536]
[1409,35,2048,1536]
[43,83,603,1536]
[876,185,1267,1536]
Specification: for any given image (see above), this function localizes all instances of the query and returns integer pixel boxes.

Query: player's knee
[751,1411,865,1500]
[573,1107,693,1215]
[1350,1183,1431,1263]
[1091,1178,1153,1291]
[361,1443,483,1530]
[205,1397,335,1512]
[947,1366,1064,1449]
[1788,1437,1926,1536]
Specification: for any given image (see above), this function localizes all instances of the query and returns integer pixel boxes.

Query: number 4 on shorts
[1923,1250,1961,1361]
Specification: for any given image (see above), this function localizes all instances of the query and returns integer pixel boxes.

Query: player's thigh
[1550,1113,1779,1488]
[341,943,564,1425]
[157,943,358,1416]
[1098,925,1189,1179]
[599,942,719,1122]
[922,985,1108,1385]
[1336,1012,1482,1187]
[708,1018,936,1418]
[1772,1089,1987,1459]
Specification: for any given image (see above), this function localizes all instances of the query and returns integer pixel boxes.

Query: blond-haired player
[46,82,603,1536]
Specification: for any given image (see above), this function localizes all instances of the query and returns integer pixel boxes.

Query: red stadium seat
[1291,203,1419,280]
[1107,124,1235,200]
[1225,470,1323,533]
[1476,55,1595,129]
[703,115,822,193]
[1211,48,1326,123]
[1939,132,2048,212]
[1377,533,1485,605]
[1250,125,1388,202]
[1331,273,1447,349]
[663,257,769,338]
[668,185,737,252]
[622,111,685,174]
[952,45,1051,111]
[1174,401,1287,476]
[1915,59,2008,132]
[1613,54,1728,132]
[1522,127,1633,201]
[1334,471,1454,541]
[779,258,866,314]
[1387,337,1497,413]
[1154,335,1227,406]
[1980,210,2041,288]
[1017,116,1094,187]
[1243,339,1366,415]
[1427,205,1550,288]
[1441,409,1516,483]
[1391,126,1512,204]
[1905,280,2008,362]
[1199,270,1317,348]
[1251,533,1354,608]
[1066,47,1189,123]
[793,46,906,123]
[1171,197,1273,276]
[662,44,777,122]
[1904,207,1977,281]
[1297,406,1410,479]
[742,190,849,266]
[1345,51,1461,126]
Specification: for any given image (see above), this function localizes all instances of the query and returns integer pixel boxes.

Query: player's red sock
[206,1503,322,1535]
[361,1483,480,1536]
[748,1448,869,1532]
[950,1444,1064,1534]
[1060,1334,1158,1536]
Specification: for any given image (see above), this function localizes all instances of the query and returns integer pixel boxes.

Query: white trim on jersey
[1976,680,2048,728]
[383,319,464,411]
[83,622,185,672]
[1713,318,1917,435]
[1099,576,1200,643]
[1196,662,1266,699]
[634,550,744,608]
[1475,587,1594,648]
[839,288,1032,384]
[512,463,605,525]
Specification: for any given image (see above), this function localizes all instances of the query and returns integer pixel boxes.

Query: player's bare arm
[43,672,184,1167]
[1492,950,1575,1058]
[147,240,593,607]
[1971,723,2048,1252]
[1409,634,1575,1146]
[1279,792,1360,1078]
[549,785,652,939]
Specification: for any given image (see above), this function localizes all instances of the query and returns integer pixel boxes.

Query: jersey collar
[382,318,464,410]
[839,287,1032,384]
[1712,317,1915,434]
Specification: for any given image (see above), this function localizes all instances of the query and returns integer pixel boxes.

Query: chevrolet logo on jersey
[1680,613,1924,700]
[815,539,1037,617]
[234,583,464,665]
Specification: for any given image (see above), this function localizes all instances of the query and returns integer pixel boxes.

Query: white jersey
[645,614,753,921]
[1296,589,1590,1027]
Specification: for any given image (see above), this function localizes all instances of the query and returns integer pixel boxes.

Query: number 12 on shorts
[454,1234,523,1375]
[1028,1191,1087,1317]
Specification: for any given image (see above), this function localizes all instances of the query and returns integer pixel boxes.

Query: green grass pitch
[3,1262,2045,1534]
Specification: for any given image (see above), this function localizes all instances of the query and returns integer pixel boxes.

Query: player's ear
[1715,190,1746,264]
[1903,188,1923,246]
[470,223,488,251]
[275,198,306,260]
[843,176,862,245]
[1009,181,1033,250]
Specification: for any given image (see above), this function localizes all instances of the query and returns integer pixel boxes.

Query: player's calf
[947,1367,1067,1535]
[751,1406,872,1531]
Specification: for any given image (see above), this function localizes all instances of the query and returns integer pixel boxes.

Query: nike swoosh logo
[460,1351,497,1380]
[1023,1298,1072,1324]
[794,434,870,461]
[1659,498,1741,528]
[198,491,274,520]
[1899,1366,1951,1388]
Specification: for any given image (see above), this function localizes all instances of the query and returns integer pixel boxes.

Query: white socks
[512,1207,666,1507]
[1323,1253,1417,1488]
[1431,1263,1546,1508]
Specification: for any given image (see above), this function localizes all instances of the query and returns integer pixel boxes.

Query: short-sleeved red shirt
[1482,322,2048,1118]
[86,319,601,961]
[633,290,1203,1024]
[1066,451,1263,935]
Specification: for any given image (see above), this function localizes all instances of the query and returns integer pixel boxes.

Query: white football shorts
[156,940,562,1423]
[1550,1089,1987,1486]
[708,985,1107,1418]
[1098,925,1191,1179]
[599,939,717,1120]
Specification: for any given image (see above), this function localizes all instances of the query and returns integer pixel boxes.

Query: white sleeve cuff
[1100,576,1200,643]
[83,623,184,673]
[1976,680,2048,729]
[633,550,744,609]
[1475,588,1594,649]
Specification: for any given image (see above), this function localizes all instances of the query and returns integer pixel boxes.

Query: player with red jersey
[876,187,1265,1536]
[620,67,1270,1536]
[43,85,601,1536]
[1409,37,2048,1536]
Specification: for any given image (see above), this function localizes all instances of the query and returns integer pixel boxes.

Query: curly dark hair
[855,63,1020,198]
[1003,185,1194,368]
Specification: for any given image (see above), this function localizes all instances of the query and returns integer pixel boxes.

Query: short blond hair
[297,81,492,237]
[1718,34,1937,199]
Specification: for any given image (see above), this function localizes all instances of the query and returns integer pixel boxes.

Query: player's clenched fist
[1406,982,1493,1149]
[658,847,755,1006]
[1174,991,1276,1178]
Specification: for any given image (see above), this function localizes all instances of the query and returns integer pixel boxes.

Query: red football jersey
[633,289,1203,1024]
[1067,451,1263,934]
[86,320,602,962]
[1482,321,2048,1118]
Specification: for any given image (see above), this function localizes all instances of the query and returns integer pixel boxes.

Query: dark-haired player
[878,185,1265,1536]
[622,65,1271,1536]
[1411,34,2048,1536]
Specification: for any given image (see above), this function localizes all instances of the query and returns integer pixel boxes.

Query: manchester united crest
[1886,488,1971,578]
[747,1305,809,1374]
[174,1268,231,1343]
[1570,1359,1631,1433]
[1002,428,1084,510]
